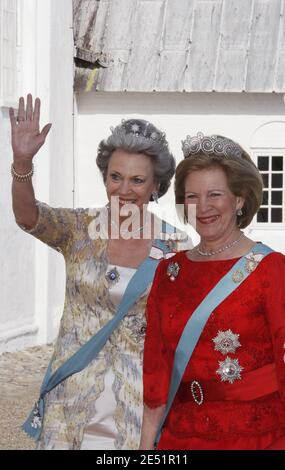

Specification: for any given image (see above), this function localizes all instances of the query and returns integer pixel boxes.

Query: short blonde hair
[175,144,263,229]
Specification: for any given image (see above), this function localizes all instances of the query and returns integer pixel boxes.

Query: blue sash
[155,243,273,445]
[23,235,173,440]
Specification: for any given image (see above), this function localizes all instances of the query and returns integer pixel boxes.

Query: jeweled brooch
[131,123,140,134]
[216,357,243,384]
[232,269,244,283]
[167,261,180,281]
[212,329,241,355]
[105,267,120,285]
[132,319,147,343]
[245,253,262,273]
[31,401,42,429]
[190,380,204,405]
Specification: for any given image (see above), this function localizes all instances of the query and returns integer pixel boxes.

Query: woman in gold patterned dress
[10,94,187,450]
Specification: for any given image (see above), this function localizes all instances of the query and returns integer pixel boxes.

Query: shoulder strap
[155,243,273,445]
[23,236,172,440]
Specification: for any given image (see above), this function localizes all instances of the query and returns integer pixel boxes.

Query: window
[0,0,18,107]
[256,153,285,224]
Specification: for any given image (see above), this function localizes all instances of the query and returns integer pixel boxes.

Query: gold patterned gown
[81,264,136,450]
[19,202,185,450]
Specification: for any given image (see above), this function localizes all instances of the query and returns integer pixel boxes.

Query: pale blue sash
[155,243,273,445]
[23,235,173,440]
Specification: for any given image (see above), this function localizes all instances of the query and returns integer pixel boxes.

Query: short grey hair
[96,119,175,200]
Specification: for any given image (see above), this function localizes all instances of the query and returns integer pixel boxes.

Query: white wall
[0,0,38,353]
[0,0,74,352]
[76,91,285,252]
[45,0,74,343]
[0,104,38,352]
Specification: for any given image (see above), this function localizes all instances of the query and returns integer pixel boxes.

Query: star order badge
[216,357,243,384]
[212,329,241,355]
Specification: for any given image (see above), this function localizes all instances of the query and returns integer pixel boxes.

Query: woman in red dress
[140,133,285,450]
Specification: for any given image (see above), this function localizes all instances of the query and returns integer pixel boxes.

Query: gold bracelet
[11,163,34,182]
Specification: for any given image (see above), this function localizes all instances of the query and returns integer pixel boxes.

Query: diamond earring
[152,191,159,204]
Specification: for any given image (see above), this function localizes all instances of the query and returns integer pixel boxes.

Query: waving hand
[9,94,52,163]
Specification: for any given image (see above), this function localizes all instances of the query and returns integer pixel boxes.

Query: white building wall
[0,0,73,352]
[45,0,74,342]
[0,104,38,351]
[0,0,38,353]
[76,91,285,253]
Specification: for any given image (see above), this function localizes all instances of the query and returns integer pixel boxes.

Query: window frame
[251,148,285,229]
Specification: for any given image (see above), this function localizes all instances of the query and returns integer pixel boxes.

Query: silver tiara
[182,132,243,159]
[111,119,168,146]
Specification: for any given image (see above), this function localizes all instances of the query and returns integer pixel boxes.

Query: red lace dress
[143,251,285,450]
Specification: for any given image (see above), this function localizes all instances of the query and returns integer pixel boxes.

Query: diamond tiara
[182,132,243,159]
[111,119,168,146]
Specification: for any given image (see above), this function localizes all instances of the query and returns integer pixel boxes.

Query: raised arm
[10,94,52,229]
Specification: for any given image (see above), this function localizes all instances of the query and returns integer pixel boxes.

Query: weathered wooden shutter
[0,0,18,106]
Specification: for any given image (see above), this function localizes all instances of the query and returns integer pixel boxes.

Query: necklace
[197,232,244,257]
